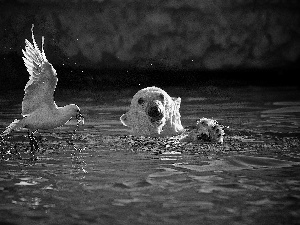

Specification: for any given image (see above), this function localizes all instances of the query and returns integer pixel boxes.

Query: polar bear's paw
[191,118,224,143]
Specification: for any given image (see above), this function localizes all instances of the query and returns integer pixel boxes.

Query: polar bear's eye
[159,94,164,101]
[138,98,144,105]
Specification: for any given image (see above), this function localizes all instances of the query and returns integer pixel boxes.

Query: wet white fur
[120,86,184,137]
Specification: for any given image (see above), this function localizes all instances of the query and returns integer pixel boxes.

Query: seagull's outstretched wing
[22,26,58,116]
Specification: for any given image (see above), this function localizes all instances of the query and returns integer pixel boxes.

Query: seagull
[1,25,84,152]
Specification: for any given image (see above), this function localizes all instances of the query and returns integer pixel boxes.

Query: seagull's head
[66,104,84,125]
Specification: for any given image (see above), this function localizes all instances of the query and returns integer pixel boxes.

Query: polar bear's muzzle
[146,101,164,123]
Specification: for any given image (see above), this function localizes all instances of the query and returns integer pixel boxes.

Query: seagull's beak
[76,111,84,125]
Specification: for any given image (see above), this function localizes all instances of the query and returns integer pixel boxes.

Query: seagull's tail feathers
[1,119,24,137]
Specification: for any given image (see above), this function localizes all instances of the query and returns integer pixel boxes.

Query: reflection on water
[0,86,300,225]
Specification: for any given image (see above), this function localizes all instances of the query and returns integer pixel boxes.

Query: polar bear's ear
[173,97,181,108]
[120,113,129,126]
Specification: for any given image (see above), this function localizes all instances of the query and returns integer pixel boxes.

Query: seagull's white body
[1,26,83,142]
[7,104,79,132]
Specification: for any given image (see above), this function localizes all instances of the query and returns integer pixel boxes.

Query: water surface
[0,86,300,225]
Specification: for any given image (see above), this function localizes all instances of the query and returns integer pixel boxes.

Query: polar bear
[120,86,225,143]
[120,86,184,137]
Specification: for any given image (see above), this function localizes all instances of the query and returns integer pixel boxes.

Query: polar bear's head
[120,86,184,137]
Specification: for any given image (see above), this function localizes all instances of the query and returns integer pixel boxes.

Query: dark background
[0,0,299,91]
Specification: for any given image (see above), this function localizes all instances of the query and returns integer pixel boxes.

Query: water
[0,86,300,225]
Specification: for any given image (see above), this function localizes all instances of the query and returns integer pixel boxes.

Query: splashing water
[0,86,300,225]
